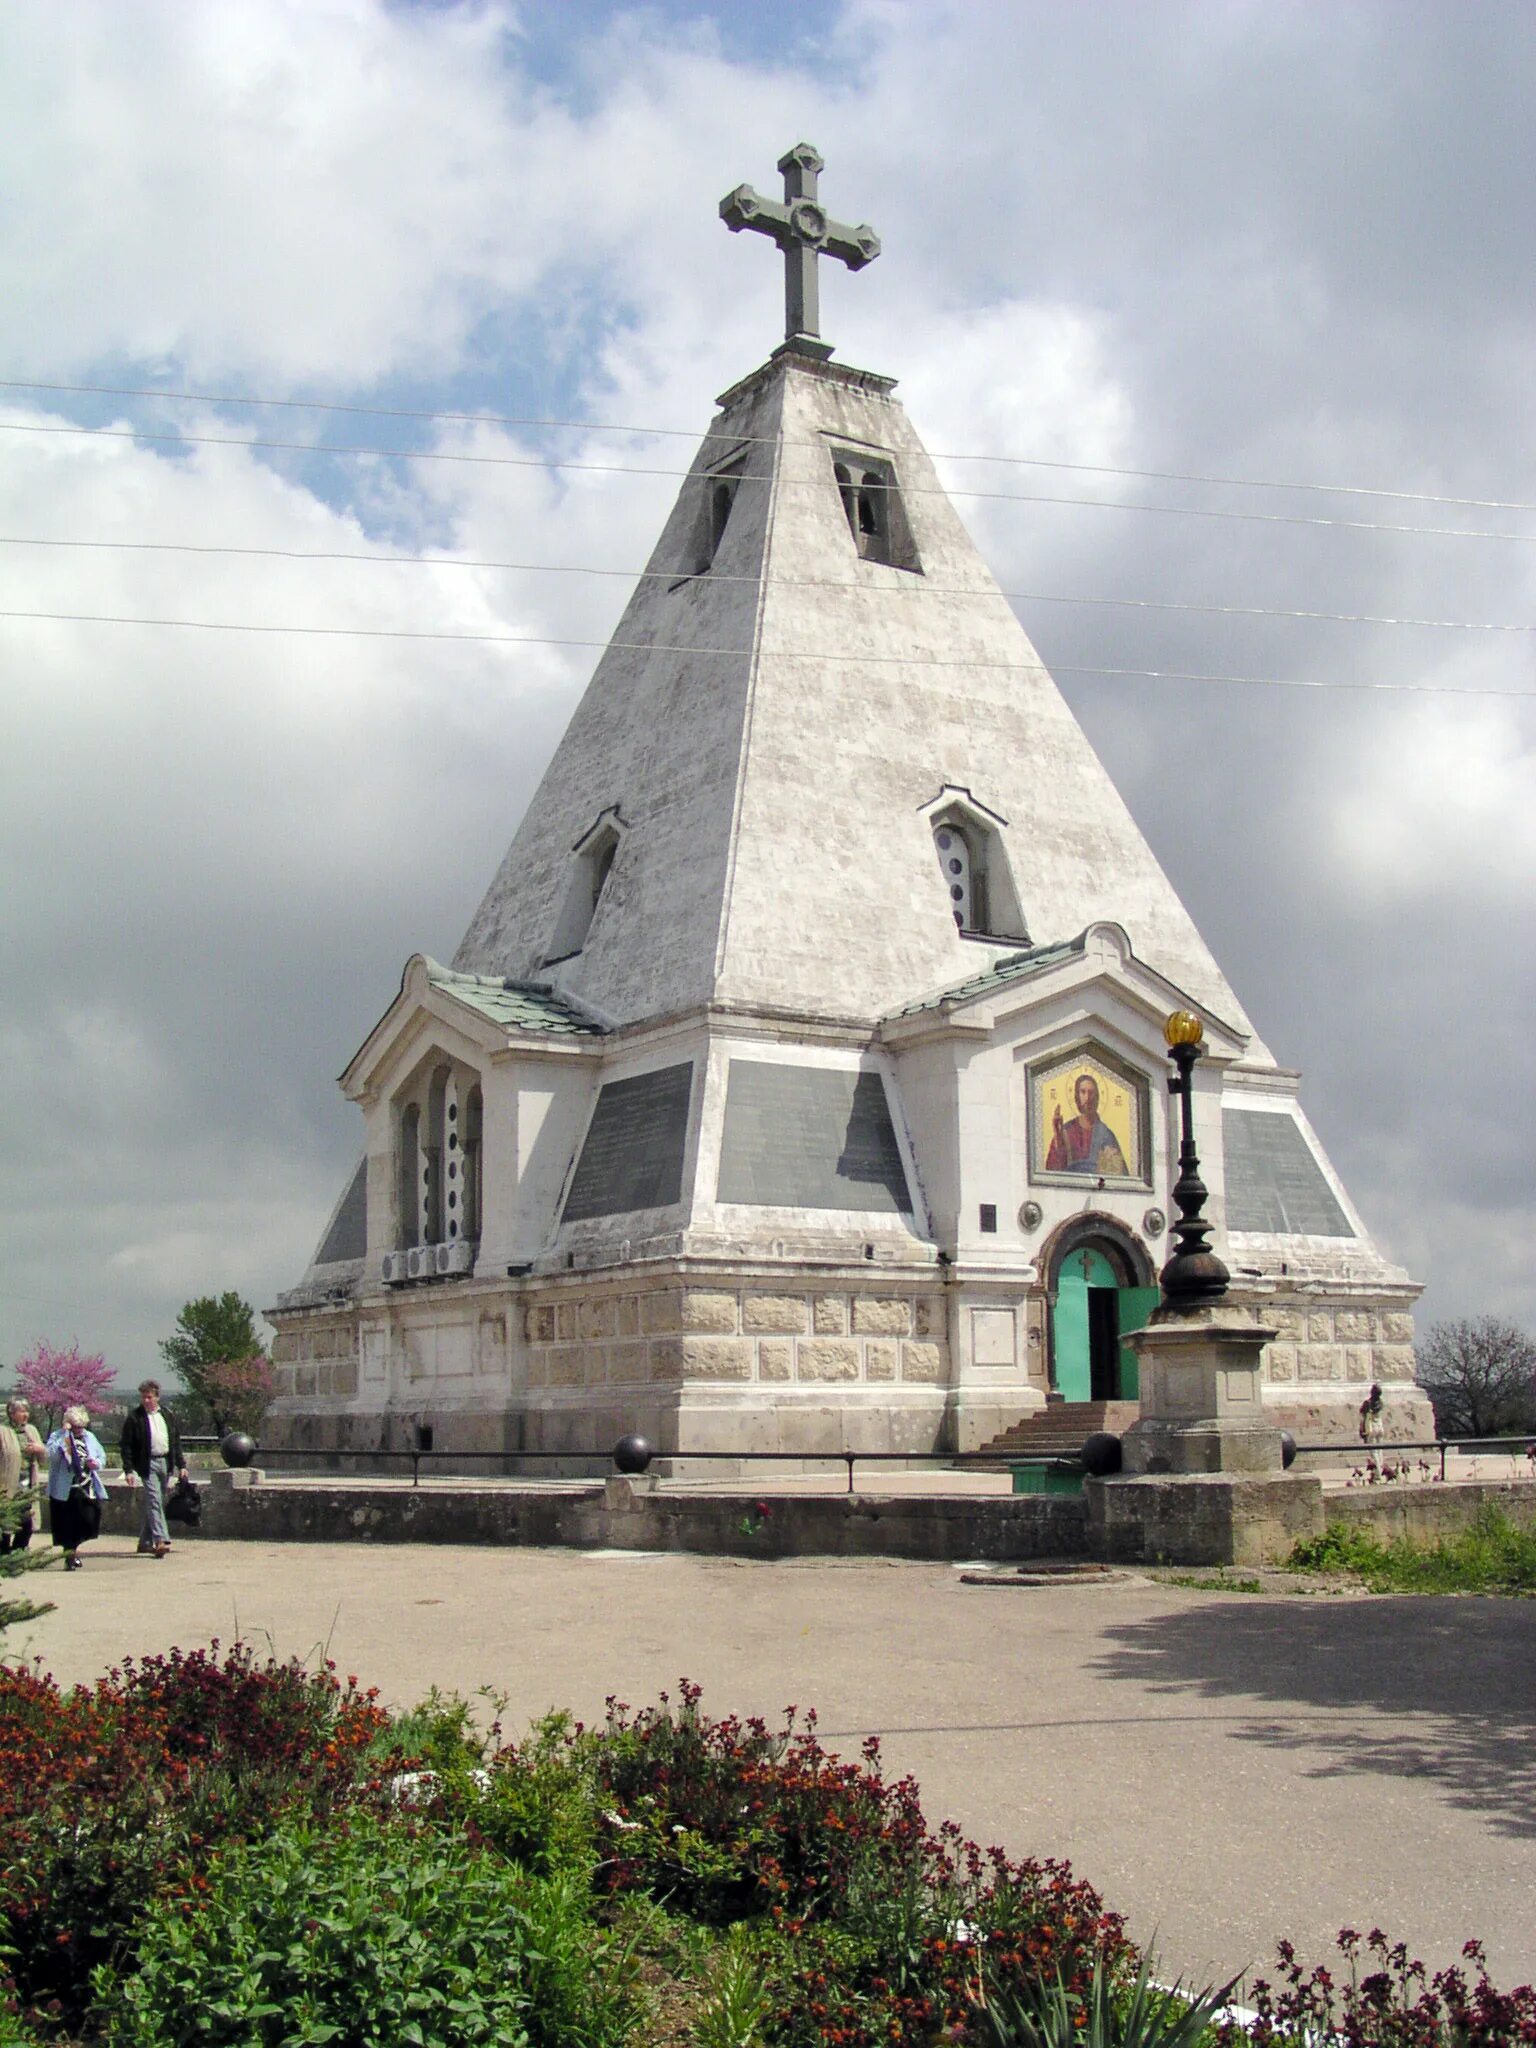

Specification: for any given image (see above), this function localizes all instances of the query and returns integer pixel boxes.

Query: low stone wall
[1326,1480,1536,1545]
[93,1472,1533,1568]
[95,1474,1082,1563]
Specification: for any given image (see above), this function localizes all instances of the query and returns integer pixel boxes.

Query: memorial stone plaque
[1222,1108,1352,1237]
[717,1060,912,1212]
[563,1062,694,1222]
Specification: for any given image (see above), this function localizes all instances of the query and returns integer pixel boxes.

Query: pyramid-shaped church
[269,146,1426,1459]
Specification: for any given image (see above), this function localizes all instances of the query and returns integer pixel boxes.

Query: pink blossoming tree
[13,1342,116,1432]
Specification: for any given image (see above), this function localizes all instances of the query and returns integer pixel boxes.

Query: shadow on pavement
[1092,1595,1536,1840]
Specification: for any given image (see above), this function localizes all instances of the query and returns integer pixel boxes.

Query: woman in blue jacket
[46,1406,108,1570]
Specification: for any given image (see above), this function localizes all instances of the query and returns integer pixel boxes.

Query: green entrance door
[1115,1286,1160,1400]
[1053,1249,1158,1402]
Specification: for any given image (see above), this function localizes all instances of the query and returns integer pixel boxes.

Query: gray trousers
[138,1456,170,1549]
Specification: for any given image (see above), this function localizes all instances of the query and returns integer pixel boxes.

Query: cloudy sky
[2,0,1531,1381]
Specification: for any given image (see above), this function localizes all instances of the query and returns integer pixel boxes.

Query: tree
[160,1294,267,1436]
[13,1342,115,1433]
[195,1353,276,1439]
[1415,1317,1536,1439]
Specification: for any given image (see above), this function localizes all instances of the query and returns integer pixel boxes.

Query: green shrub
[1288,1523,1387,1575]
[980,1953,1235,2046]
[98,1811,635,2048]
[1290,1507,1536,1594]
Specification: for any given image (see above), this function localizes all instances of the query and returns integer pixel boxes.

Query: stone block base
[1123,1417,1283,1476]
[1085,1471,1325,1567]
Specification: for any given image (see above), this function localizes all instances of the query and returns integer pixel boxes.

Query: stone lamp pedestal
[1120,1308,1283,1475]
[1088,1310,1325,1566]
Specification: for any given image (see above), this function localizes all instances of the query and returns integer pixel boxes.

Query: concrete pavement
[16,1537,1535,1993]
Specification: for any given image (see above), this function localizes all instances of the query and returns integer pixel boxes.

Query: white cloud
[1324,694,1536,905]
[0,0,1532,1374]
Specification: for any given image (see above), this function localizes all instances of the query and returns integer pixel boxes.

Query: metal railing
[1289,1434,1536,1484]
[196,1433,1536,1493]
[233,1445,1043,1494]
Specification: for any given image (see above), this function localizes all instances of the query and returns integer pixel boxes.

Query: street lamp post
[1159,1010,1230,1309]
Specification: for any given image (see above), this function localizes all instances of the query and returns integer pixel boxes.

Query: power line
[2,532,1529,636]
[1,607,1528,697]
[3,374,1531,515]
[6,420,1536,544]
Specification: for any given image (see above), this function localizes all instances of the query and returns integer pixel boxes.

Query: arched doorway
[1047,1224,1159,1403]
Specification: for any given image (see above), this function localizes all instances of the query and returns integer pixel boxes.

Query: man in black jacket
[120,1379,189,1558]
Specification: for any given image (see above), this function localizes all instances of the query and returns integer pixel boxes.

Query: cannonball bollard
[220,1431,257,1469]
[1080,1430,1123,1478]
[612,1433,654,1476]
[1279,1429,1298,1470]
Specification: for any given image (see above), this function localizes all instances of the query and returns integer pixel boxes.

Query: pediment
[340,953,602,1102]
[881,922,1248,1063]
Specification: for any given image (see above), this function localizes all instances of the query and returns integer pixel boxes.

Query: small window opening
[979,1203,998,1234]
[711,482,734,552]
[695,456,746,573]
[829,447,920,571]
[546,816,623,962]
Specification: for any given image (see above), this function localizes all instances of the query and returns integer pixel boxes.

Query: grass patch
[1289,1504,1536,1594]
[1165,1573,1264,1594]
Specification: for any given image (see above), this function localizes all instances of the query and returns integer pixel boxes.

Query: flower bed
[0,1651,1531,2045]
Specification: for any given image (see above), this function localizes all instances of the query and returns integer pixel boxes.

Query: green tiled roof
[424,959,606,1036]
[888,935,1086,1019]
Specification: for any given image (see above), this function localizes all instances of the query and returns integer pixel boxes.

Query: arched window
[856,473,882,541]
[462,1086,483,1243]
[398,1103,420,1247]
[391,1060,484,1265]
[830,448,920,571]
[834,461,857,534]
[694,455,746,573]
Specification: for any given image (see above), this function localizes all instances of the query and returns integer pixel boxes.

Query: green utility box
[1010,1460,1085,1497]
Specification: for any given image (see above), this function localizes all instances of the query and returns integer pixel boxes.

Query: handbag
[165,1476,202,1527]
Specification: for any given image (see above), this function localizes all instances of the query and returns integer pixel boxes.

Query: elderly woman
[0,1396,47,1553]
[45,1407,108,1571]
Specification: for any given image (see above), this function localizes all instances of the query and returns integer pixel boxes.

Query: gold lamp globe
[1164,1009,1203,1050]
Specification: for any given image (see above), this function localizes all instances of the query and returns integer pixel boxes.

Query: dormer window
[829,446,920,572]
[546,810,625,964]
[924,787,1029,942]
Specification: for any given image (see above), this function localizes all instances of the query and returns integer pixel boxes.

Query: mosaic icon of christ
[1046,1073,1129,1178]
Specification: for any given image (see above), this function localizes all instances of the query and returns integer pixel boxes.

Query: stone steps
[973,1401,1141,1464]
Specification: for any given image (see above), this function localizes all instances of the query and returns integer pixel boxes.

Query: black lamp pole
[1160,1015,1229,1308]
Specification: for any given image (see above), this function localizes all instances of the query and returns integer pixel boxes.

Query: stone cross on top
[720,143,881,359]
